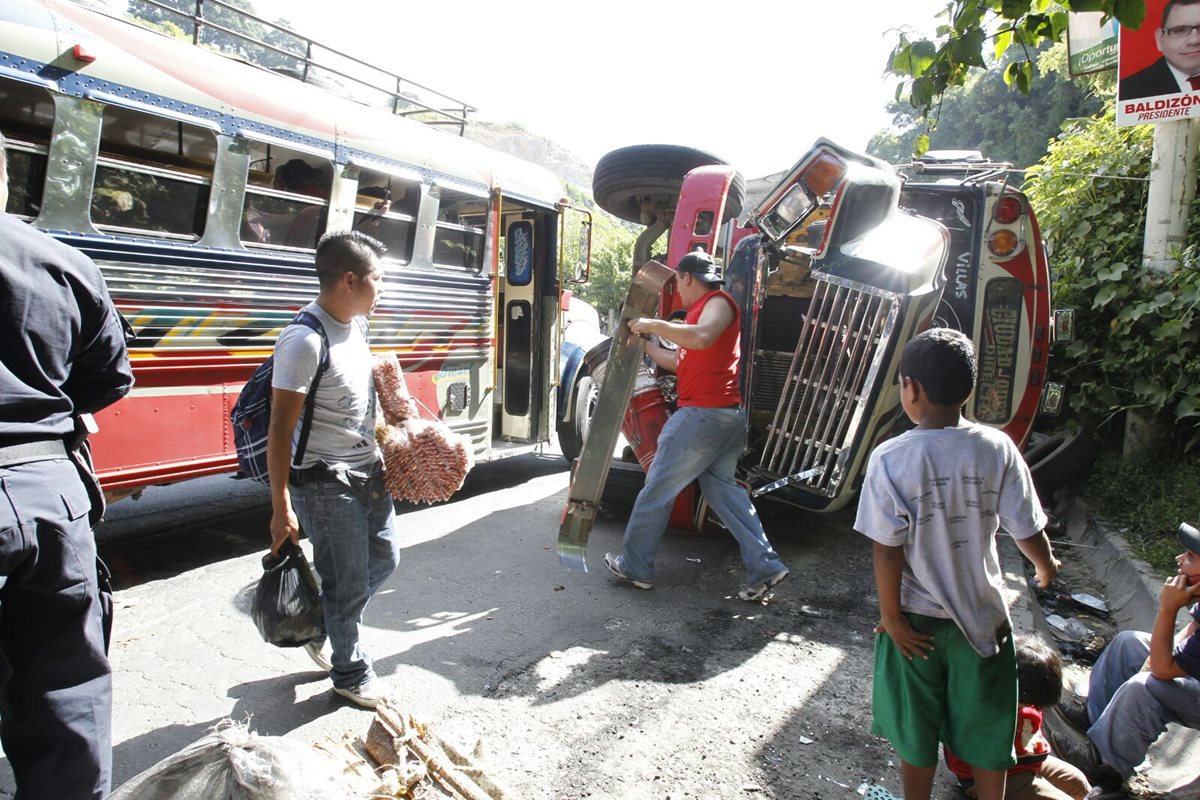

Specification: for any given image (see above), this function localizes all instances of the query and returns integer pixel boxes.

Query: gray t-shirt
[271,302,379,470]
[854,421,1047,657]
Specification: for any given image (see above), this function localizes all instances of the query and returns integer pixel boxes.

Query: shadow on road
[98,452,570,590]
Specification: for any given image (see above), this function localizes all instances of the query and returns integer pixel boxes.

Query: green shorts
[871,613,1017,771]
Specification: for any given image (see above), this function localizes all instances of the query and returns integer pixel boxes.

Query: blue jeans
[619,406,786,586]
[290,463,400,690]
[1086,629,1200,777]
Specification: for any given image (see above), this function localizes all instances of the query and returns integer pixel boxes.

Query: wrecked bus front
[741,140,949,511]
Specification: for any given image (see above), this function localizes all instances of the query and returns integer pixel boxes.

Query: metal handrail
[125,0,476,135]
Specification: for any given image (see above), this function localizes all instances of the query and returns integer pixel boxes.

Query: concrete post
[1142,118,1200,275]
[1124,118,1200,457]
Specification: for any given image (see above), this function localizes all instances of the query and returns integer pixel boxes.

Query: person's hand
[627,318,655,338]
[1160,573,1200,613]
[1034,556,1062,589]
[875,614,935,660]
[270,506,301,556]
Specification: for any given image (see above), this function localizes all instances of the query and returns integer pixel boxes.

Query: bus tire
[1023,429,1094,497]
[557,374,597,464]
[593,144,746,225]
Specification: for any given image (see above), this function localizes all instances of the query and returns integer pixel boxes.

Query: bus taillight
[988,229,1020,257]
[993,195,1022,224]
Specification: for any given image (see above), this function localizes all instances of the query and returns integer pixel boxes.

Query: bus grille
[749,350,793,418]
[757,274,903,498]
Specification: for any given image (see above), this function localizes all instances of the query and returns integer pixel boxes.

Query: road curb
[1061,498,1165,631]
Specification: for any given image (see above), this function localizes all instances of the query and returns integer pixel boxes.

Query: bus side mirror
[572,217,592,284]
[558,201,592,285]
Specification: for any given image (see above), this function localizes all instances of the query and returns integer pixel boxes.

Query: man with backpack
[267,230,400,708]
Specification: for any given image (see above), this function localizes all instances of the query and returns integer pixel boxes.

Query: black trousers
[0,458,112,799]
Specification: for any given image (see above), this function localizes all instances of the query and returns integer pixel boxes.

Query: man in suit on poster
[1120,0,1200,100]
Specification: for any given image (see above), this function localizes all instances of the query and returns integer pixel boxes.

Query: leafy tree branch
[889,0,1146,152]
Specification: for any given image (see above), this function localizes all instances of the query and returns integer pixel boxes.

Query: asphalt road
[0,448,954,799]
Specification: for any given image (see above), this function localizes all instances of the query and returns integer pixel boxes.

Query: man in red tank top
[603,251,789,601]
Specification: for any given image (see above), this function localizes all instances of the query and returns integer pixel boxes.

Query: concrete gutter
[1001,500,1200,799]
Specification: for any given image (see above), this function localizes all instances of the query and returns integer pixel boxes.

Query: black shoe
[1043,704,1093,762]
[1044,707,1103,774]
[1056,698,1092,733]
[1089,762,1123,796]
[1084,788,1125,800]
[1043,718,1126,797]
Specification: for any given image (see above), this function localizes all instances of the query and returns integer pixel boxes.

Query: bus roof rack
[897,150,1016,184]
[122,0,476,136]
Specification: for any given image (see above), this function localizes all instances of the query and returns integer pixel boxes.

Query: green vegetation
[887,1,1146,153]
[1024,111,1200,447]
[1079,437,1199,575]
[868,43,1102,167]
[1018,100,1200,574]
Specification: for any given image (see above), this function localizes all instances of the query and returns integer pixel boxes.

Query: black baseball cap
[676,251,724,285]
[1180,522,1200,554]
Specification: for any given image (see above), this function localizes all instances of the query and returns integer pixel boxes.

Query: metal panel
[758,273,903,498]
[34,94,102,234]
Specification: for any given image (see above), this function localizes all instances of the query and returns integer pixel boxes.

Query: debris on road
[1044,613,1091,641]
[364,704,518,800]
[108,707,517,800]
[1054,592,1110,618]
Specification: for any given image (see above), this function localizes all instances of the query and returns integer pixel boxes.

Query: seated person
[946,636,1090,800]
[242,158,328,247]
[273,158,324,195]
[275,159,328,248]
[1055,524,1200,794]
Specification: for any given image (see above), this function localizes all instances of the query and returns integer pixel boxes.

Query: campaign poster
[1068,11,1119,76]
[1118,0,1200,125]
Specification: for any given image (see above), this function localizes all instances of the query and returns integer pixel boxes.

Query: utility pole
[1143,118,1200,275]
[1124,117,1200,456]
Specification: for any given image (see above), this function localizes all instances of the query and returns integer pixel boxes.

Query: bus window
[433,186,486,271]
[242,142,331,250]
[352,167,419,264]
[92,105,215,238]
[0,78,55,218]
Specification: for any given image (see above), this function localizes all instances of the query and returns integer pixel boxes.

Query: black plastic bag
[250,541,324,647]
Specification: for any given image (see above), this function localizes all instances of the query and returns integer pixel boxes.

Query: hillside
[465,120,596,193]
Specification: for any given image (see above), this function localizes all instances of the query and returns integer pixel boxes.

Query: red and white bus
[0,0,599,499]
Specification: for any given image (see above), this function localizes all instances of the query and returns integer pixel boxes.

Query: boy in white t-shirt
[854,328,1061,800]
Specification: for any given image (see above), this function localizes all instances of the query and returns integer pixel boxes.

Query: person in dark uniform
[0,130,134,799]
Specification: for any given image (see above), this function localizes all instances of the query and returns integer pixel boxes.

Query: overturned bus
[559,139,1069,556]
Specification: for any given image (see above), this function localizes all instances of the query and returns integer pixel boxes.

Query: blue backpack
[231,311,329,483]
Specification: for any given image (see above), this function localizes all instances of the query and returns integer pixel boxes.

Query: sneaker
[303,639,332,672]
[603,552,652,590]
[739,567,790,602]
[332,678,388,709]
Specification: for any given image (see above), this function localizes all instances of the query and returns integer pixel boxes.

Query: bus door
[500,211,542,441]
